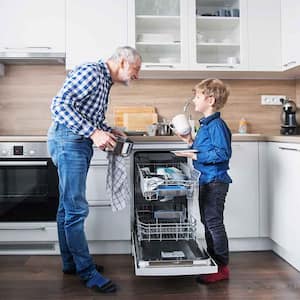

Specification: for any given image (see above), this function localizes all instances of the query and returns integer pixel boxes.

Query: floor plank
[0,252,299,300]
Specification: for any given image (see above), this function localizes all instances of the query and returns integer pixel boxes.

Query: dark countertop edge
[1,135,300,144]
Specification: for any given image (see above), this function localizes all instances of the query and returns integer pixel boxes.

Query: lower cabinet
[85,150,131,242]
[225,142,260,238]
[268,143,300,254]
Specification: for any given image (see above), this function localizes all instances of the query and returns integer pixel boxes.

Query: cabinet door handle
[278,146,300,152]
[144,64,174,69]
[4,46,52,50]
[206,65,234,69]
[90,163,108,166]
[88,203,111,208]
[283,61,296,67]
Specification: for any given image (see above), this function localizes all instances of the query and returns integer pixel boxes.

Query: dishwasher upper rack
[136,210,197,242]
[137,162,200,201]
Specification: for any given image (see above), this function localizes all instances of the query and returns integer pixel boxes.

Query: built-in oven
[0,142,59,222]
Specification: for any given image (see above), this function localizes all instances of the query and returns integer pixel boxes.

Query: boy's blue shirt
[192,111,232,185]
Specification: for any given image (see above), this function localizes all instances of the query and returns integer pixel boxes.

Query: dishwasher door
[132,232,217,276]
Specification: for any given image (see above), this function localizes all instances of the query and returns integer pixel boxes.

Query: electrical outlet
[261,95,286,105]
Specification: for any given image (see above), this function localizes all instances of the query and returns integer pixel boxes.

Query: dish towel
[106,152,131,212]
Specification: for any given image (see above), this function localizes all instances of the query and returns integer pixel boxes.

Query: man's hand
[111,128,127,138]
[90,129,117,150]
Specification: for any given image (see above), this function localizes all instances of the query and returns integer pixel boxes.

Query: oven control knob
[1,149,8,156]
[29,150,36,156]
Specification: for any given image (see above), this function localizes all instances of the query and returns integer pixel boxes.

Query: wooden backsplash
[0,65,298,135]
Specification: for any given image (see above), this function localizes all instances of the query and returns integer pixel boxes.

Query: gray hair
[109,46,142,64]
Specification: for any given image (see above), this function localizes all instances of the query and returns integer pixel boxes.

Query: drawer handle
[278,146,300,152]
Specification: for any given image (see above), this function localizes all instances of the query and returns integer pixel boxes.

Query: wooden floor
[0,252,300,300]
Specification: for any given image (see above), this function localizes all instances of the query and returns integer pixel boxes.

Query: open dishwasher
[132,151,217,276]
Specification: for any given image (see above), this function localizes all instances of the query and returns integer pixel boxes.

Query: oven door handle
[0,226,46,231]
[0,161,48,166]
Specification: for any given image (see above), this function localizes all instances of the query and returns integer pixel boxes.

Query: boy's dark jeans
[199,181,229,266]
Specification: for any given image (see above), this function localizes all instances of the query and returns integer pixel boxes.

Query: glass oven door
[0,158,59,222]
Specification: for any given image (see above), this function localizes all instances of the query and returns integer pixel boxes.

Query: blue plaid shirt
[51,60,113,137]
[192,112,232,185]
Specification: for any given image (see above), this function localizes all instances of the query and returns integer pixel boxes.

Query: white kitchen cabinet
[268,143,300,255]
[225,142,260,238]
[0,0,65,52]
[247,0,281,71]
[85,148,131,241]
[86,160,110,205]
[189,0,248,71]
[281,0,300,70]
[66,0,128,70]
[128,0,189,70]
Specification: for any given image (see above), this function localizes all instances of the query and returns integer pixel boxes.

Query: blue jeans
[47,122,97,281]
[199,181,229,266]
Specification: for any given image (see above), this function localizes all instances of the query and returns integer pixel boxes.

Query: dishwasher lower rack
[136,210,197,242]
[137,162,200,201]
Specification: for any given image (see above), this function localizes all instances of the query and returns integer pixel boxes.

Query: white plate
[171,149,198,154]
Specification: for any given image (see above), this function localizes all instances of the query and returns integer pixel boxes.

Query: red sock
[196,265,229,283]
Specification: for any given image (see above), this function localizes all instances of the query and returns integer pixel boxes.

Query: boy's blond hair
[194,78,230,110]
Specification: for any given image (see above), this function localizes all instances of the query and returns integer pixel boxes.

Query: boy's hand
[175,132,193,146]
[173,151,197,160]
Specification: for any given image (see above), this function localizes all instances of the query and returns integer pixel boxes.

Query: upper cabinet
[189,0,248,71]
[247,0,281,71]
[66,0,128,70]
[128,0,189,70]
[281,0,300,70]
[0,0,65,53]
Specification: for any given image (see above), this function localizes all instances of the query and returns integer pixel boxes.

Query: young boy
[174,78,232,283]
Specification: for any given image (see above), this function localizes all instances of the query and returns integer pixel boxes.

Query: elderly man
[47,46,141,293]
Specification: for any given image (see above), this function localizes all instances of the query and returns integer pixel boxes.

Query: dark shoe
[63,264,104,275]
[90,280,117,293]
[86,272,117,293]
[196,265,229,284]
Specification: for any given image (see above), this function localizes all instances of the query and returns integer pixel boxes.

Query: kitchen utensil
[147,124,158,136]
[169,114,191,135]
[123,112,158,132]
[113,106,156,128]
[155,122,173,136]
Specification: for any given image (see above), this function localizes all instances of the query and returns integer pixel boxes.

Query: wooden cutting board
[113,106,156,127]
[123,112,158,131]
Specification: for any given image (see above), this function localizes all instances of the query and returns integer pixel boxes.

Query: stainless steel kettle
[155,122,173,136]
